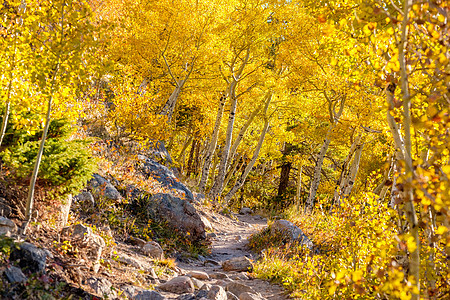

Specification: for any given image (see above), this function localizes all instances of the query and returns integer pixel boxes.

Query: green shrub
[1,118,97,198]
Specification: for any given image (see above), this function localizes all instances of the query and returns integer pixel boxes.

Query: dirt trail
[174,212,290,300]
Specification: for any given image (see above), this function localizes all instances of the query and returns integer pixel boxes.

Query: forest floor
[169,211,290,299]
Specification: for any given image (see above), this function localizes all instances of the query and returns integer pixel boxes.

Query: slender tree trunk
[333,133,362,205]
[198,95,226,193]
[223,152,243,189]
[0,34,17,148]
[277,161,292,198]
[228,103,262,167]
[186,139,197,177]
[0,101,11,148]
[305,135,331,211]
[341,143,364,197]
[193,139,201,176]
[161,83,183,121]
[296,165,303,212]
[224,115,270,204]
[306,96,345,212]
[178,135,193,172]
[208,48,250,202]
[208,95,238,201]
[23,1,66,234]
[223,93,272,203]
[397,1,420,295]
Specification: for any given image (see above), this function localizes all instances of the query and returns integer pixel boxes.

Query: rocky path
[159,212,290,300]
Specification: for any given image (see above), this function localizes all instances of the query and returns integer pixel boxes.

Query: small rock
[127,236,147,248]
[229,273,249,280]
[88,174,122,201]
[187,270,209,280]
[238,292,266,300]
[270,220,314,249]
[210,272,229,279]
[88,174,122,202]
[225,282,255,298]
[214,280,227,287]
[239,207,253,215]
[195,290,209,298]
[204,259,221,266]
[134,290,166,300]
[142,241,164,259]
[226,291,239,300]
[62,224,105,269]
[191,277,205,289]
[158,276,195,294]
[4,265,27,283]
[120,285,144,298]
[10,242,48,273]
[118,253,143,269]
[74,191,95,210]
[176,294,196,300]
[207,285,227,300]
[0,216,17,237]
[87,277,116,298]
[199,283,212,291]
[222,257,253,272]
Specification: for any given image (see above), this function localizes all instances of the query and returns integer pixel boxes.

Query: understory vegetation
[0,0,449,299]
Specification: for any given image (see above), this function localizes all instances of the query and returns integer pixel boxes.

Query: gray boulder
[4,266,27,283]
[134,290,166,300]
[86,277,116,298]
[10,242,48,273]
[158,276,195,294]
[74,191,95,210]
[207,285,227,300]
[222,257,253,272]
[147,193,206,242]
[270,220,314,249]
[142,241,164,259]
[139,156,194,201]
[225,282,255,298]
[147,141,173,166]
[61,224,105,271]
[0,216,17,236]
[88,174,122,202]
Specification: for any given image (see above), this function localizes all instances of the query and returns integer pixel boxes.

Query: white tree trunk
[223,93,272,203]
[207,49,250,201]
[227,103,263,167]
[208,95,238,201]
[333,133,363,206]
[161,83,183,121]
[305,96,345,211]
[198,95,226,193]
[341,143,364,197]
[223,152,244,189]
[0,34,17,148]
[296,165,303,212]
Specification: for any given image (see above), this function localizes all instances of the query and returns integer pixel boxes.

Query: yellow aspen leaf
[406,235,417,252]
[436,225,447,235]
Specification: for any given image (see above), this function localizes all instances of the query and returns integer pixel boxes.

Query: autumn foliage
[0,0,449,299]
